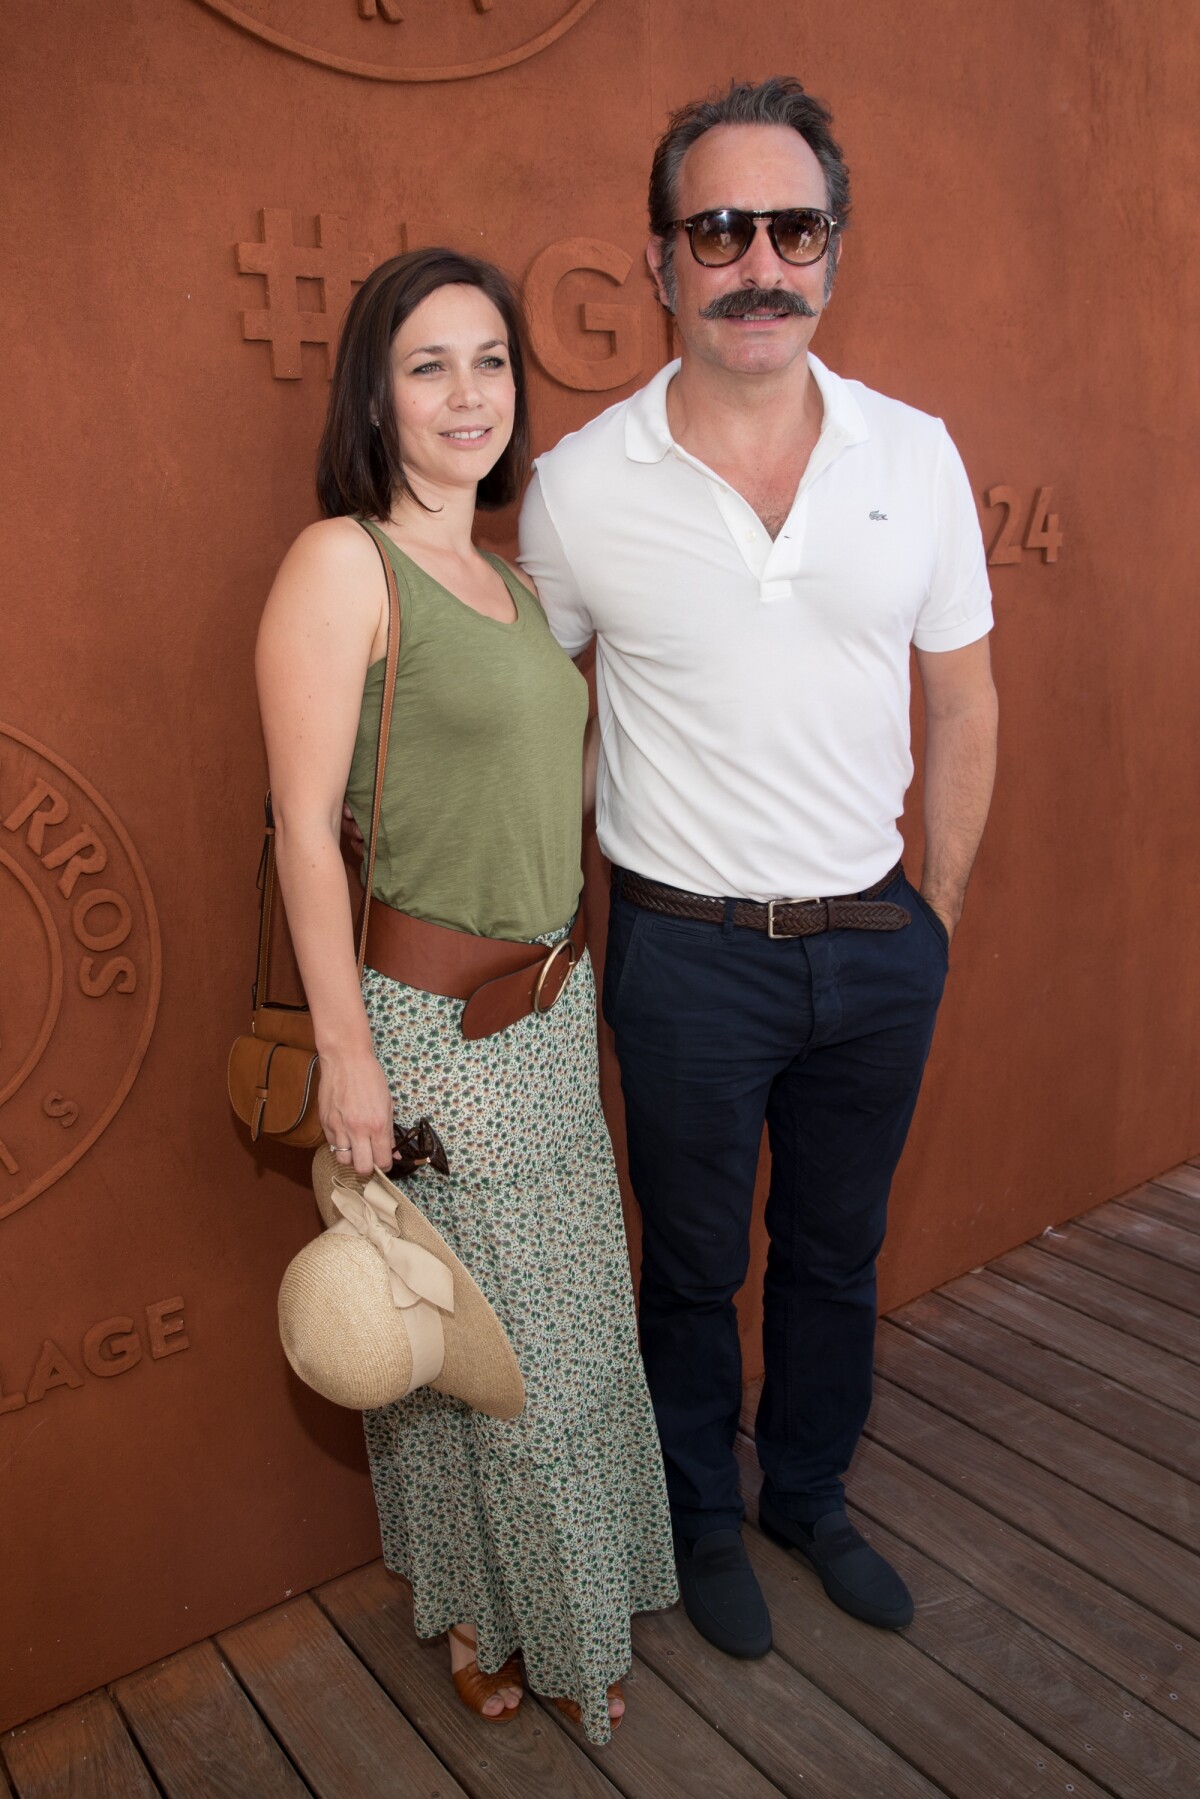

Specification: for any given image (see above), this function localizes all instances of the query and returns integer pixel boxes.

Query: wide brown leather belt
[364,900,587,1040]
[614,861,910,938]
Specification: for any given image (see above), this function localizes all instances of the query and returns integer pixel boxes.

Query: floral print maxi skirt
[360,947,677,1744]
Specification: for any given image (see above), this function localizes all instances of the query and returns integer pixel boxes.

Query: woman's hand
[319,1047,395,1179]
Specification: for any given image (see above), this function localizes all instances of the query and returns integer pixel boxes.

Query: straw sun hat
[277,1147,525,1418]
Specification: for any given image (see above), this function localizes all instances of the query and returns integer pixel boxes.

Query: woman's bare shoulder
[286,514,382,578]
[269,516,387,610]
[260,518,389,657]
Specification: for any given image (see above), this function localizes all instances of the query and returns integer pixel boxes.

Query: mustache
[699,287,818,320]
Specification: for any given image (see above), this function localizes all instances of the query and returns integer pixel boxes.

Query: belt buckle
[767,897,817,939]
[533,937,578,1013]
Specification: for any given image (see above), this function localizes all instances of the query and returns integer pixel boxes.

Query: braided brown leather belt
[614,860,910,938]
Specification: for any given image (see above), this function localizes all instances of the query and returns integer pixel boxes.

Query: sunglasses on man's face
[668,207,840,268]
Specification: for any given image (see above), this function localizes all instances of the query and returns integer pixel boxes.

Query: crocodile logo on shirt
[869,510,889,521]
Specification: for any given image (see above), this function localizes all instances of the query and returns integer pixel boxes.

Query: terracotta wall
[1,0,1196,1730]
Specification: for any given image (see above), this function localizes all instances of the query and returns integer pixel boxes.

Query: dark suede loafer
[674,1527,773,1658]
[758,1498,914,1630]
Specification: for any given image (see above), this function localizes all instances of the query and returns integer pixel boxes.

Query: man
[519,77,998,1657]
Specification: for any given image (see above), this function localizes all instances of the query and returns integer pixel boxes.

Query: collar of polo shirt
[622,354,870,465]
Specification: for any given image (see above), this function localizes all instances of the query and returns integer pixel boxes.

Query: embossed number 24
[985,486,1063,566]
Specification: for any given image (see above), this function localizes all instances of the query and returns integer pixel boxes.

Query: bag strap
[252,522,403,1007]
[354,523,403,975]
[252,797,279,1009]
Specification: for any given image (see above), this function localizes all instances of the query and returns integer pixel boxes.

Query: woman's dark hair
[648,77,851,302]
[316,247,531,518]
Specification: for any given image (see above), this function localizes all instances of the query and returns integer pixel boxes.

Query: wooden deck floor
[5,1162,1199,1798]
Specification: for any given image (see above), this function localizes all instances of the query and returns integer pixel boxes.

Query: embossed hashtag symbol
[236,210,375,380]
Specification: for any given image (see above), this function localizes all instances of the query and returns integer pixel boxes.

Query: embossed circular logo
[195,0,602,83]
[0,726,161,1221]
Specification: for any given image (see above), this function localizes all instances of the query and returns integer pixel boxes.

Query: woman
[255,247,676,1741]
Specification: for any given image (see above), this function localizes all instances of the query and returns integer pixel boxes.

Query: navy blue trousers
[603,867,948,1535]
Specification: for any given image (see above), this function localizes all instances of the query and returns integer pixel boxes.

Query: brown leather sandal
[448,1626,523,1723]
[550,1682,625,1732]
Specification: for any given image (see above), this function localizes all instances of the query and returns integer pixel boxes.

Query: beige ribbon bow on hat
[327,1171,455,1390]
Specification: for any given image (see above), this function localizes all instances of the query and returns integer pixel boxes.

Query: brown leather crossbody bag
[227,526,402,1147]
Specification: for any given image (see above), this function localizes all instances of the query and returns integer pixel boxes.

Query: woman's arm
[255,518,395,1176]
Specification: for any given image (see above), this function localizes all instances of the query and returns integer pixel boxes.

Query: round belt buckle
[532,938,578,1014]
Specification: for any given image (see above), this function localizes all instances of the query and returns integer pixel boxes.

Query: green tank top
[345,524,587,942]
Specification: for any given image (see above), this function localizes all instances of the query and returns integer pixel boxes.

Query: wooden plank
[1035,1220,1200,1315]
[867,1375,1199,1633]
[533,1657,788,1799]
[1081,1203,1200,1274]
[1118,1181,1200,1232]
[872,1321,1199,1547]
[894,1291,1200,1480]
[860,1511,1200,1799]
[942,1270,1200,1419]
[870,1512,1200,1790]
[633,1598,943,1799]
[1141,1164,1200,1202]
[985,1241,1200,1364]
[219,1594,467,1799]
[112,1640,306,1799]
[3,1692,159,1799]
[316,1562,618,1799]
[838,1436,1198,1727]
[739,1376,763,1439]
[738,1444,1200,1799]
[728,1451,1112,1799]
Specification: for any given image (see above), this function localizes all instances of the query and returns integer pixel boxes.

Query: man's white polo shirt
[519,354,993,902]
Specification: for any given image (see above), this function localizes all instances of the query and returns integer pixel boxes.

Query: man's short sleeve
[518,466,595,657]
[912,425,994,652]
